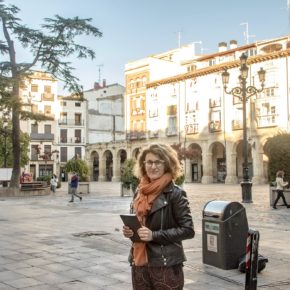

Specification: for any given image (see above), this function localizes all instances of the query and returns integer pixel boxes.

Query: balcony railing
[58,137,85,144]
[256,114,278,128]
[41,93,55,101]
[126,131,147,140]
[232,120,243,130]
[166,127,178,136]
[30,133,54,141]
[148,130,159,138]
[185,123,199,135]
[58,119,85,126]
[209,121,221,132]
[209,98,221,108]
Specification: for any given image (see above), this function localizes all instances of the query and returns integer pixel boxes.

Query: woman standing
[50,174,58,193]
[122,143,195,290]
[273,170,290,209]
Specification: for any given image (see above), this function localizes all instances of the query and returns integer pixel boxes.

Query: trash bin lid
[203,200,244,220]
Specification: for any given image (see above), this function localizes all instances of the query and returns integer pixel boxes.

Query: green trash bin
[202,200,249,270]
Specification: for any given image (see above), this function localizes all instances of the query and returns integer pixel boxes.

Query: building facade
[56,95,87,181]
[84,81,125,181]
[87,35,290,184]
[20,72,60,180]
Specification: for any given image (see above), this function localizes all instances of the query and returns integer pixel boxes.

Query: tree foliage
[121,158,139,191]
[264,132,290,182]
[0,0,102,187]
[0,119,29,167]
[64,157,90,182]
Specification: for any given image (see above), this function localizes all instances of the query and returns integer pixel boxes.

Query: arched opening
[91,151,99,181]
[210,142,226,183]
[186,143,202,183]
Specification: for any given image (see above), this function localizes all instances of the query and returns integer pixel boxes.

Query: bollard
[245,228,260,290]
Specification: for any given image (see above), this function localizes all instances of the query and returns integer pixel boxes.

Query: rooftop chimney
[102,79,106,88]
[229,40,238,50]
[218,42,227,52]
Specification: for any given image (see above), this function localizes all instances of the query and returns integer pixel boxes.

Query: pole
[245,228,260,290]
[241,77,252,203]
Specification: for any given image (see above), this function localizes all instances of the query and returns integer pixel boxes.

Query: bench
[269,187,290,206]
[21,182,49,191]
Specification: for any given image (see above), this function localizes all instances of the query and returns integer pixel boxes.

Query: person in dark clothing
[69,172,82,202]
[273,170,290,209]
[122,143,195,290]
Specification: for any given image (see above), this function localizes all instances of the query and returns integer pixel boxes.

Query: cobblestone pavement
[0,182,289,289]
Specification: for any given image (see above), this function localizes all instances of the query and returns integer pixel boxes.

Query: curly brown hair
[134,143,182,180]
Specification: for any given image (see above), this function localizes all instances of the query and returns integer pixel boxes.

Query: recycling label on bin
[204,222,220,234]
[207,234,218,252]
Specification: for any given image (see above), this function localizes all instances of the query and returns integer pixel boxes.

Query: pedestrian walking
[50,174,58,193]
[122,143,195,290]
[69,172,82,202]
[273,170,290,209]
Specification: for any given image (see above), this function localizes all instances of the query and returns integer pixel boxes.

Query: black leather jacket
[130,182,195,267]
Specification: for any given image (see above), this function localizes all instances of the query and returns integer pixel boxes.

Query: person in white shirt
[50,174,58,193]
[273,170,290,209]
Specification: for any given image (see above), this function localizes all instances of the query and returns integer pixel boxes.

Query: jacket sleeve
[152,189,195,244]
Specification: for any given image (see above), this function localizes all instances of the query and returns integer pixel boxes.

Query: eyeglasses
[143,160,165,167]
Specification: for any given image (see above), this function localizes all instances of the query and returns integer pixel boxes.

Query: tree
[0,1,102,188]
[64,157,90,182]
[0,119,29,167]
[264,132,290,182]
[121,158,139,192]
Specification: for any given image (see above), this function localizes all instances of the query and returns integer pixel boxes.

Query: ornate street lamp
[222,53,266,203]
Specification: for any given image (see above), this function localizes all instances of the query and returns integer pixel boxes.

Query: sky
[2,0,290,93]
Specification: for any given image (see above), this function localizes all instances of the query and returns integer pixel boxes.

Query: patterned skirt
[132,264,184,290]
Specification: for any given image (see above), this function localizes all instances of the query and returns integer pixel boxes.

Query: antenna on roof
[96,64,104,84]
[174,30,183,48]
[240,22,255,44]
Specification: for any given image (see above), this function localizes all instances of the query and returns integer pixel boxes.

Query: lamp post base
[241,181,253,203]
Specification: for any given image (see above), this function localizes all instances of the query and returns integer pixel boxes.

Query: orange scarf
[133,173,172,266]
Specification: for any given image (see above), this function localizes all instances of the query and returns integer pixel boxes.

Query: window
[60,113,67,124]
[44,124,51,134]
[75,113,82,125]
[31,123,38,133]
[75,129,81,143]
[31,104,38,113]
[209,111,221,132]
[44,145,51,156]
[75,102,81,107]
[60,129,67,143]
[167,116,177,136]
[75,147,82,159]
[39,165,53,177]
[31,84,38,92]
[60,147,68,162]
[60,101,67,106]
[132,96,145,115]
[167,105,177,115]
[44,105,51,115]
[44,85,51,93]
[31,145,39,161]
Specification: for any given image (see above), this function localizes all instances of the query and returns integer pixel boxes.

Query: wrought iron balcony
[126,131,147,140]
[185,123,199,134]
[209,121,221,133]
[30,133,54,141]
[166,127,178,136]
